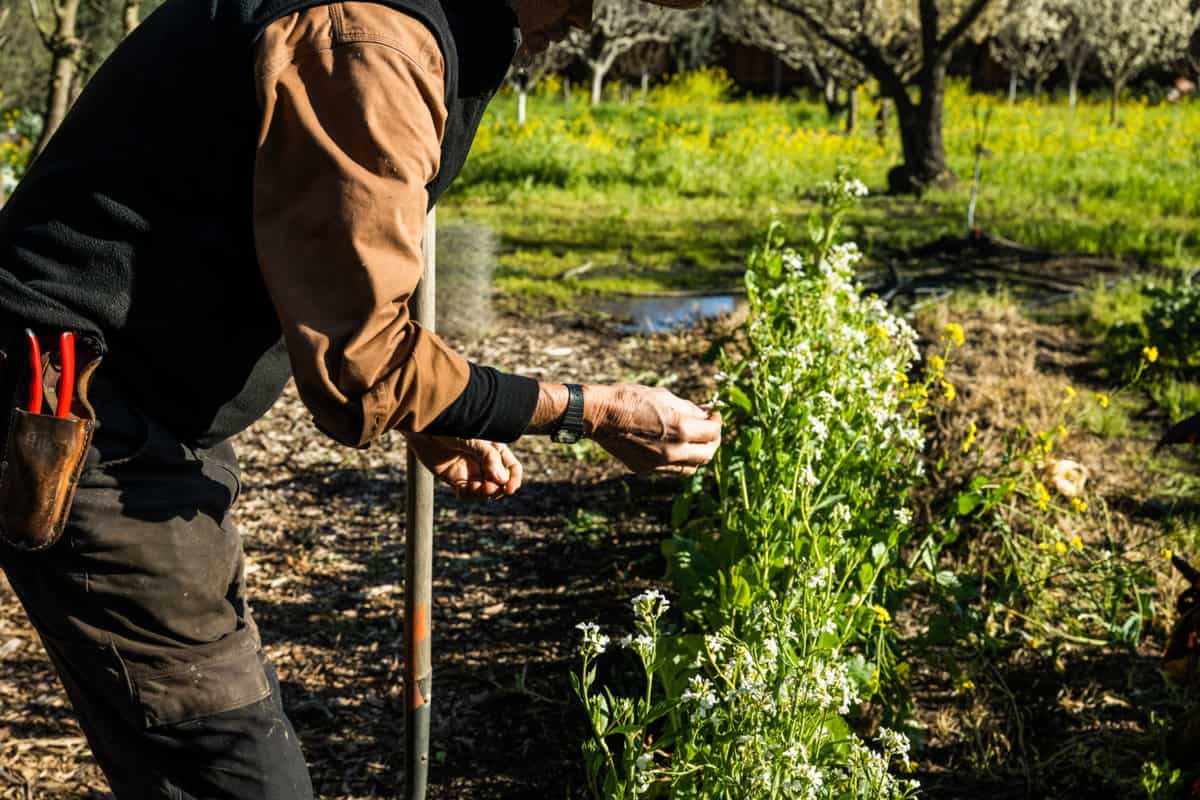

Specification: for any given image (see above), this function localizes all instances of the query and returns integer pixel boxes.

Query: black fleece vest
[0,0,517,446]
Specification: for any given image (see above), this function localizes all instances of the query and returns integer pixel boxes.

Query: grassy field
[440,72,1200,311]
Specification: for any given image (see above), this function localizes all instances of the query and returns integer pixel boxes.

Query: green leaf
[935,570,962,592]
[745,427,764,458]
[956,491,984,516]
[670,494,694,529]
[726,385,753,414]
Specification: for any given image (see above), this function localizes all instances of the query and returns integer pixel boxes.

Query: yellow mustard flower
[1162,548,1175,561]
[1071,497,1088,513]
[1096,393,1110,409]
[955,675,976,694]
[1055,541,1068,556]
[1069,536,1084,551]
[873,605,892,625]
[944,322,965,347]
[1056,424,1069,439]
[962,422,978,454]
[929,355,946,374]
[1034,482,1051,511]
[942,380,957,403]
[1063,385,1076,400]
[1144,345,1159,364]
[1027,638,1041,650]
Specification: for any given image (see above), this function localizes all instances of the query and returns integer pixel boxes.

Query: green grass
[439,73,1200,311]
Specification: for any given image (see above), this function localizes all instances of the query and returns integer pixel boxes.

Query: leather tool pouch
[0,349,102,552]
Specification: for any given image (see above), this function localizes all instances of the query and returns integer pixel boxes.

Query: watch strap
[552,384,586,444]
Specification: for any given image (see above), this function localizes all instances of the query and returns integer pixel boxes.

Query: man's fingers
[676,414,723,444]
[454,479,503,501]
[663,440,720,467]
[499,445,523,495]
[473,441,511,485]
[653,464,698,477]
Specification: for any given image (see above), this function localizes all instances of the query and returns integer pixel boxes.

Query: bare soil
[0,316,716,800]
[1,308,1194,800]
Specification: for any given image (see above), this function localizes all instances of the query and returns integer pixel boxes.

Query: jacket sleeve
[252,2,537,448]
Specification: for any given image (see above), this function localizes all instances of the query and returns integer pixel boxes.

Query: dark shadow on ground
[242,470,675,800]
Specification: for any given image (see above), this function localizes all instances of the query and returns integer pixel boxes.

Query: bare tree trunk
[1067,57,1085,111]
[823,77,839,117]
[32,0,85,156]
[1008,70,1018,105]
[889,63,952,193]
[123,0,141,34]
[590,68,605,106]
[640,71,649,103]
[875,96,891,148]
[845,87,858,134]
[1110,78,1122,125]
[563,78,572,104]
[518,90,527,126]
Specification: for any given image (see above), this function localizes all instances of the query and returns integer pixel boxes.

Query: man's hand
[405,433,523,501]
[589,385,722,476]
[531,383,722,476]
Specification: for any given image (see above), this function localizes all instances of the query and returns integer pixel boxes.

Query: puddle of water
[603,294,744,334]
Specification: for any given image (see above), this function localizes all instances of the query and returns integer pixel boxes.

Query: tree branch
[27,0,53,48]
[762,0,907,98]
[937,0,996,54]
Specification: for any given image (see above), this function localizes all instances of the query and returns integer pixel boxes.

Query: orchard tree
[721,1,869,131]
[557,0,701,106]
[991,0,1068,102]
[1089,0,1200,124]
[28,0,85,154]
[616,41,672,101]
[508,42,574,125]
[1052,0,1098,110]
[755,0,1012,193]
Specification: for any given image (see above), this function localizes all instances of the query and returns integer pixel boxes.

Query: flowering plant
[573,172,947,798]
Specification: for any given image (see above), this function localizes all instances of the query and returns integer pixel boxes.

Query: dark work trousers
[0,371,315,799]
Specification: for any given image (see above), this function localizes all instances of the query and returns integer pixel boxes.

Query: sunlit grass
[442,74,1200,310]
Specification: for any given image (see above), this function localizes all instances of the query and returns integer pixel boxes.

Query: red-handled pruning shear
[24,329,76,418]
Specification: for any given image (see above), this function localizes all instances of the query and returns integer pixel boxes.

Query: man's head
[513,0,704,53]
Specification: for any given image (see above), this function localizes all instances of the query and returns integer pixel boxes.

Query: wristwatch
[551,384,586,444]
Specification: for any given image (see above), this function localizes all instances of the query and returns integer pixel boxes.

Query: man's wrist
[529,382,608,436]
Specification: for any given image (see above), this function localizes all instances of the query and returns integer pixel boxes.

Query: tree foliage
[745,0,1013,192]
[555,0,703,105]
[1087,0,1199,123]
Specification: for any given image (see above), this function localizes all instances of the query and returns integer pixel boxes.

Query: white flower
[631,589,669,619]
[575,622,609,656]
[762,637,779,661]
[705,633,727,655]
[800,465,820,488]
[806,563,832,589]
[878,727,912,766]
[832,503,852,526]
[893,507,913,526]
[682,675,718,719]
[631,634,654,658]
[845,178,869,198]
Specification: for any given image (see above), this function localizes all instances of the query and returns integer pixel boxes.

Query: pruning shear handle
[24,329,77,419]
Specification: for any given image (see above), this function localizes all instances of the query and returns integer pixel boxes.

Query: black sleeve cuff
[422,363,539,443]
